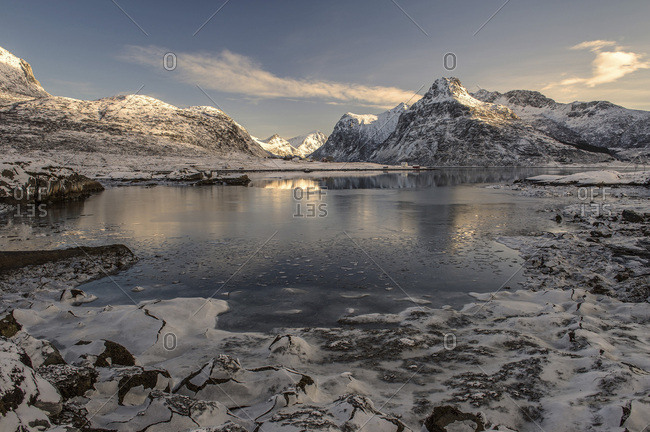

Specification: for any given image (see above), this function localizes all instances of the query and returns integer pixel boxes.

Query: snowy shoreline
[1,174,649,431]
[4,148,649,179]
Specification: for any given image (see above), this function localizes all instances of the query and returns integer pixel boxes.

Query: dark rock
[0,380,25,416]
[614,271,631,282]
[0,310,22,337]
[38,364,98,400]
[423,405,486,432]
[41,349,65,367]
[221,175,251,186]
[192,175,251,187]
[117,368,171,405]
[590,230,612,238]
[0,244,136,274]
[590,285,610,295]
[95,340,136,367]
[208,422,249,432]
[622,209,644,223]
[59,288,96,306]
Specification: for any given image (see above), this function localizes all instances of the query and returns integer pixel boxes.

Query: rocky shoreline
[0,178,649,431]
[0,160,104,206]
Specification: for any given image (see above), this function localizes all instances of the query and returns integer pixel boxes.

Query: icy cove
[10,169,572,331]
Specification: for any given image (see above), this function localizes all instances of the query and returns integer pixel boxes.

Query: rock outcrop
[0,159,104,204]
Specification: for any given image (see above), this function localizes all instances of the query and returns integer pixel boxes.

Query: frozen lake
[2,168,576,331]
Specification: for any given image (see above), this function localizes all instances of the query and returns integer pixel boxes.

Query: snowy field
[3,148,648,184]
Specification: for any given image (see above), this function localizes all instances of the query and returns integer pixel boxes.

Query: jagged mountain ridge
[0,46,267,158]
[472,89,650,153]
[312,103,409,161]
[288,131,328,157]
[370,78,611,166]
[253,134,297,157]
[254,131,327,158]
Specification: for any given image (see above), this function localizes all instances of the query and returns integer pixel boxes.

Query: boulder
[95,340,136,367]
[59,288,97,306]
[0,311,21,338]
[423,405,486,432]
[622,209,644,223]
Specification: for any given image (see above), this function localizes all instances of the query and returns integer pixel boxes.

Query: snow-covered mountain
[0,46,50,103]
[288,131,327,157]
[472,89,650,158]
[312,103,409,161]
[254,131,327,158]
[253,134,297,157]
[0,46,267,158]
[370,78,611,166]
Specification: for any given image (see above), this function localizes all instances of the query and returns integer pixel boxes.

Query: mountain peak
[265,134,287,142]
[0,46,50,101]
[288,131,328,157]
[426,77,468,99]
[420,77,491,110]
[370,75,612,166]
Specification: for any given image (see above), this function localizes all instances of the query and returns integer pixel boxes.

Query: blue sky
[1,0,649,138]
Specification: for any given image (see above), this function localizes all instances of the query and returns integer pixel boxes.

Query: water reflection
[253,167,568,190]
[262,179,322,190]
[1,168,574,332]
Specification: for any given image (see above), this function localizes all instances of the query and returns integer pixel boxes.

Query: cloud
[121,45,418,109]
[545,40,649,89]
[570,40,617,53]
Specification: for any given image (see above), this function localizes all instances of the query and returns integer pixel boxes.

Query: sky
[1,0,649,138]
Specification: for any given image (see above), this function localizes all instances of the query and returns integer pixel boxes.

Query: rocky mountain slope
[370,78,611,166]
[0,46,267,158]
[0,46,49,103]
[319,78,650,166]
[472,88,650,158]
[312,103,409,161]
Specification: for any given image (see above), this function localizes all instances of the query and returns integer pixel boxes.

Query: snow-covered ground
[0,149,407,185]
[1,171,648,431]
[526,170,650,186]
[3,148,645,188]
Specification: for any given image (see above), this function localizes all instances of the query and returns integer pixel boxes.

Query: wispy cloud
[570,40,616,53]
[121,45,417,109]
[545,40,649,89]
